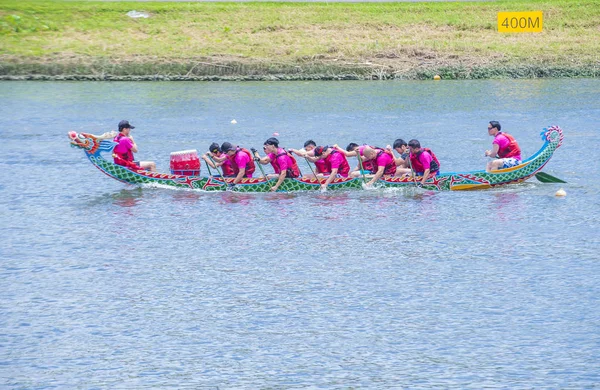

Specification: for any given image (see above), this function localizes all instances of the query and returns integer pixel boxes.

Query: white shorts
[502,158,521,168]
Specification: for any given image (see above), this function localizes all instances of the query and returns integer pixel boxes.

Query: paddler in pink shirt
[254,137,301,192]
[362,146,396,187]
[334,143,374,178]
[202,142,235,177]
[407,139,441,186]
[219,142,256,187]
[289,139,331,178]
[313,145,351,191]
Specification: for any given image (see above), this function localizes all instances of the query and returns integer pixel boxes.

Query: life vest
[360,159,374,172]
[228,147,256,177]
[496,132,521,159]
[113,154,140,170]
[325,150,350,177]
[220,159,235,177]
[370,148,396,175]
[314,159,330,174]
[409,148,440,173]
[272,148,301,178]
[113,134,134,162]
[112,134,140,169]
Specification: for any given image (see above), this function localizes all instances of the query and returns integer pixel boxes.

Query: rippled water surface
[1,80,599,389]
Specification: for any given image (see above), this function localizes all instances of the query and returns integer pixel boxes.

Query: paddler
[333,143,375,178]
[485,121,522,171]
[386,138,412,177]
[254,137,301,192]
[112,120,156,172]
[362,146,397,186]
[202,142,235,177]
[407,139,441,186]
[290,140,331,178]
[312,145,351,191]
[219,142,256,186]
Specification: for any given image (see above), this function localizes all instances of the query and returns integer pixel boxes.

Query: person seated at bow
[253,137,301,192]
[361,146,397,187]
[202,142,235,177]
[407,139,441,186]
[485,121,522,171]
[112,120,156,172]
[386,138,412,177]
[216,142,256,186]
[289,139,331,178]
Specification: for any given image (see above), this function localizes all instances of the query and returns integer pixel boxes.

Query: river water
[1,79,599,389]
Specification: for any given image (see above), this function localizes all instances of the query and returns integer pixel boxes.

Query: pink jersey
[494,133,521,160]
[234,150,252,177]
[268,148,292,173]
[376,150,394,168]
[329,151,349,177]
[113,135,134,161]
[417,150,433,170]
[314,159,330,174]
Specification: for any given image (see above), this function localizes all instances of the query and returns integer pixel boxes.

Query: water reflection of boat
[69,126,563,192]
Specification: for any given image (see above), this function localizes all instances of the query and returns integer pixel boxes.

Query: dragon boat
[69,125,563,192]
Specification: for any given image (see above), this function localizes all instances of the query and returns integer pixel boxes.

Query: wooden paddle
[535,172,566,183]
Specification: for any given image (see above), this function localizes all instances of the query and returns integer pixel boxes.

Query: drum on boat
[170,149,200,176]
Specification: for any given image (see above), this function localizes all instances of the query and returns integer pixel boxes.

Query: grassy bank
[1,0,599,80]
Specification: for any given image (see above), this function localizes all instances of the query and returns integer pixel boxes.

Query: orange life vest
[409,148,440,173]
[496,132,521,159]
[228,148,256,177]
[369,148,397,175]
[113,134,140,170]
[272,148,301,178]
[314,159,330,174]
[324,150,350,177]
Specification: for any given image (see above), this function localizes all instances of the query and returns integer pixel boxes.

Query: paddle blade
[535,172,567,183]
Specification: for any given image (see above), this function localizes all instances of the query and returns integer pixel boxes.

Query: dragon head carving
[69,131,117,155]
[541,125,564,149]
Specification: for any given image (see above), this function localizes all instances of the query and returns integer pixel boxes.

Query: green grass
[1,0,599,79]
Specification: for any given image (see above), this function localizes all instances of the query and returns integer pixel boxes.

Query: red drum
[170,149,200,176]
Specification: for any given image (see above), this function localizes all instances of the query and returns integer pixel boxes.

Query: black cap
[118,120,135,130]
[221,142,235,153]
[209,142,220,153]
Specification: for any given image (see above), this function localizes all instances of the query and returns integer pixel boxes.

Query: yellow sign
[498,11,543,33]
